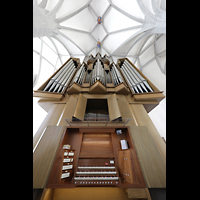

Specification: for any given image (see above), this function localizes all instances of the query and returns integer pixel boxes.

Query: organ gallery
[33,53,166,200]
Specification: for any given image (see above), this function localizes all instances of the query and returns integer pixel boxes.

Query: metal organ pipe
[43,59,73,91]
[124,60,153,92]
[56,64,76,93]
[91,59,105,85]
[105,70,111,83]
[42,57,153,95]
[73,63,86,86]
[100,60,105,85]
[91,62,96,85]
[112,63,125,85]
[111,66,119,86]
[123,62,144,93]
[72,63,84,84]
[52,62,75,92]
[85,70,91,83]
[78,66,86,85]
[49,61,75,92]
[59,67,77,93]
[42,58,77,93]
[113,65,120,84]
[96,59,100,81]
[124,61,146,92]
[120,64,138,93]
[110,68,115,85]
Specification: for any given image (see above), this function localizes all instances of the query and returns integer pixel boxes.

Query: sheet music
[120,140,128,150]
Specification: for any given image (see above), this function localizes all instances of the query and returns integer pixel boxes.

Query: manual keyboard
[73,165,120,186]
[76,171,117,175]
[78,166,115,169]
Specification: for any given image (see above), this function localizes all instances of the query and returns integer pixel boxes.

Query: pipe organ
[34,53,155,99]
[33,53,166,200]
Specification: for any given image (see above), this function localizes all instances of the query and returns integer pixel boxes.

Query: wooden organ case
[33,53,166,200]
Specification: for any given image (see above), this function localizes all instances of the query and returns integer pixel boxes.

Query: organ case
[33,57,80,100]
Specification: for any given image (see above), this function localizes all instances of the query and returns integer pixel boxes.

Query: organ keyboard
[78,166,115,169]
[73,164,121,186]
[76,171,117,175]
[74,177,119,181]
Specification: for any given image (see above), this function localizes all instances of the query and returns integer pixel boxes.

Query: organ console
[45,127,145,188]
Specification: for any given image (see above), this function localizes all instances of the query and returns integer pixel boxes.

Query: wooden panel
[50,188,147,200]
[116,94,136,126]
[89,80,107,94]
[118,150,133,184]
[111,129,146,188]
[73,94,87,120]
[58,94,79,126]
[107,94,122,121]
[127,188,148,199]
[79,132,114,158]
[129,104,166,164]
[134,93,165,102]
[33,91,63,100]
[115,83,130,94]
[47,128,83,188]
[79,128,115,133]
[129,126,166,188]
[33,103,66,150]
[33,126,66,188]
[67,82,82,94]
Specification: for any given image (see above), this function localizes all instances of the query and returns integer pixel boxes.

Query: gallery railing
[63,118,135,127]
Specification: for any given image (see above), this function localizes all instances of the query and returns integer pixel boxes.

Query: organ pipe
[41,55,154,95]
[43,58,76,93]
[91,59,105,85]
[124,60,153,92]
[43,59,73,91]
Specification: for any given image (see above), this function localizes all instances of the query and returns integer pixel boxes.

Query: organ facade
[33,53,166,200]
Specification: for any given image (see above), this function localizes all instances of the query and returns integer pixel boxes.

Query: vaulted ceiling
[33,0,166,139]
[33,0,166,94]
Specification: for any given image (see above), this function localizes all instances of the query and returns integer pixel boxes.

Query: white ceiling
[33,0,166,140]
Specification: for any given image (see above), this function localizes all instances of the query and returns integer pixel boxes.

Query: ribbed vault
[33,0,166,139]
[33,0,166,93]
